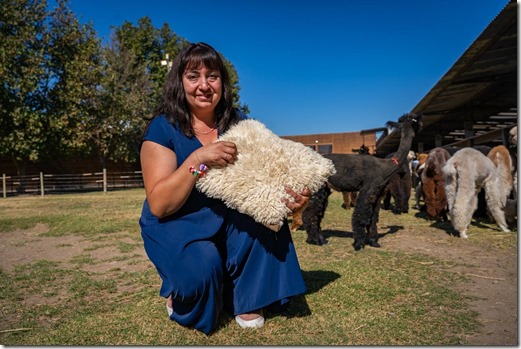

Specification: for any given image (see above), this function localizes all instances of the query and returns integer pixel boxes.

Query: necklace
[194,125,216,135]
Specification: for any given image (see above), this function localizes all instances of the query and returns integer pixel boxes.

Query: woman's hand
[282,186,311,214]
[196,141,237,168]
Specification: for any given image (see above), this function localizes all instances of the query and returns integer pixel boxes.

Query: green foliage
[0,1,247,175]
[0,0,49,163]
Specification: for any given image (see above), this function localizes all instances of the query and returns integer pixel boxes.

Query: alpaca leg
[403,173,412,214]
[395,174,407,213]
[302,185,331,245]
[290,211,303,231]
[351,207,367,250]
[341,191,350,210]
[443,172,457,213]
[484,177,510,232]
[450,181,479,238]
[351,192,370,251]
[352,186,382,250]
[382,186,391,211]
[413,181,422,209]
[350,192,358,207]
[367,198,382,248]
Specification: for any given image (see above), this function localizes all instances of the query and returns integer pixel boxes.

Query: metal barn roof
[374,0,517,157]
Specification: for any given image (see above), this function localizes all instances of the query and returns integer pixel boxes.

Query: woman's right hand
[196,141,237,168]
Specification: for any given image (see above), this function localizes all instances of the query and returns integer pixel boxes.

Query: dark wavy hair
[153,42,240,136]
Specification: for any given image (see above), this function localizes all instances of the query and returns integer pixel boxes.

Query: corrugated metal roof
[374,0,517,157]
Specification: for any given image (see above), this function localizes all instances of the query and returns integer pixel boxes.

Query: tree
[45,0,105,158]
[112,17,248,115]
[91,41,152,166]
[0,0,106,178]
[0,0,49,177]
[0,3,249,180]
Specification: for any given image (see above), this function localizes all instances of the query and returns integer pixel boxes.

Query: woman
[139,42,308,334]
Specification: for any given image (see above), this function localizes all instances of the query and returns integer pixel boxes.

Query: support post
[103,168,107,194]
[40,172,44,197]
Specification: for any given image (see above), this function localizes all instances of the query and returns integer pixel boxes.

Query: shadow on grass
[321,225,403,244]
[417,210,504,236]
[218,270,340,328]
[278,269,341,318]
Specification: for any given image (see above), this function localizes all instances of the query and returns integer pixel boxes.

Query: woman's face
[182,64,222,115]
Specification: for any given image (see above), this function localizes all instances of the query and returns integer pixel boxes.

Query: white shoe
[235,314,265,328]
[166,304,173,316]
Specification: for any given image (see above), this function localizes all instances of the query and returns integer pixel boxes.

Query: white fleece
[196,119,336,231]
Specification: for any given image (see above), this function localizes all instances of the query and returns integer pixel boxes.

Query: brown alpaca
[341,191,358,209]
[421,147,451,220]
[290,211,303,231]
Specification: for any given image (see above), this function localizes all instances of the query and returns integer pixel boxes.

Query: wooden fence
[1,170,143,197]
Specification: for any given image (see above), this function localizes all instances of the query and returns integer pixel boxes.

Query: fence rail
[2,170,144,197]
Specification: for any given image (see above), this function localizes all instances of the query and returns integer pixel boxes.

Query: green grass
[0,189,515,345]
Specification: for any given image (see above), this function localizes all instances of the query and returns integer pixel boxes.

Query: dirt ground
[383,227,518,346]
[0,222,517,345]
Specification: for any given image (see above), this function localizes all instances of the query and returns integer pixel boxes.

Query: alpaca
[509,126,517,145]
[508,124,518,197]
[290,211,303,231]
[412,152,428,210]
[382,150,416,214]
[302,112,423,250]
[442,147,510,238]
[421,147,451,220]
[341,191,358,209]
[470,145,492,220]
[487,145,514,202]
[488,145,516,228]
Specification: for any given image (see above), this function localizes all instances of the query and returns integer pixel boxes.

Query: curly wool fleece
[196,119,336,232]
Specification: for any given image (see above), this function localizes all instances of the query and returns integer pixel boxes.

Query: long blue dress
[139,115,307,334]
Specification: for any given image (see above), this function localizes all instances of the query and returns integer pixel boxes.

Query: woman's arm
[141,140,237,218]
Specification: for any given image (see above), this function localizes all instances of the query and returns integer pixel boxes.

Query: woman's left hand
[282,186,311,213]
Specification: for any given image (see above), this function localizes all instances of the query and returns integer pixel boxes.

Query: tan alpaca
[487,145,513,203]
[442,147,510,238]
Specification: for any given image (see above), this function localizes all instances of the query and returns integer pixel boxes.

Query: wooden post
[103,168,107,194]
[40,172,44,197]
[2,174,6,198]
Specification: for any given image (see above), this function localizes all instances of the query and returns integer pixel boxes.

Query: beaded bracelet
[190,149,208,177]
[189,163,208,177]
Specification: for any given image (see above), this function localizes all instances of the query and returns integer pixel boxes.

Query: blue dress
[139,115,306,334]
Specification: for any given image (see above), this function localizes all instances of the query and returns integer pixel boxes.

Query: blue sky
[52,0,509,136]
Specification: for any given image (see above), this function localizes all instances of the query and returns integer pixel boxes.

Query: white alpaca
[442,147,510,238]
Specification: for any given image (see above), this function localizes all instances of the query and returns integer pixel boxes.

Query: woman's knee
[172,242,223,301]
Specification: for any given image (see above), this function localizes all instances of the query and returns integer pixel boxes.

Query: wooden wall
[282,131,377,155]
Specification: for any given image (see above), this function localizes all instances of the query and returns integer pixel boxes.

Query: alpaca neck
[393,123,415,167]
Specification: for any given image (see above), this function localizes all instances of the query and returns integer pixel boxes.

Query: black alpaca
[382,150,414,214]
[302,113,423,250]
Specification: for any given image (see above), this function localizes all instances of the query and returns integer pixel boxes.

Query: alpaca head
[509,126,517,145]
[386,113,423,136]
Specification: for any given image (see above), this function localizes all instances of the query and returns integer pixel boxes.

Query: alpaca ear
[386,121,400,132]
